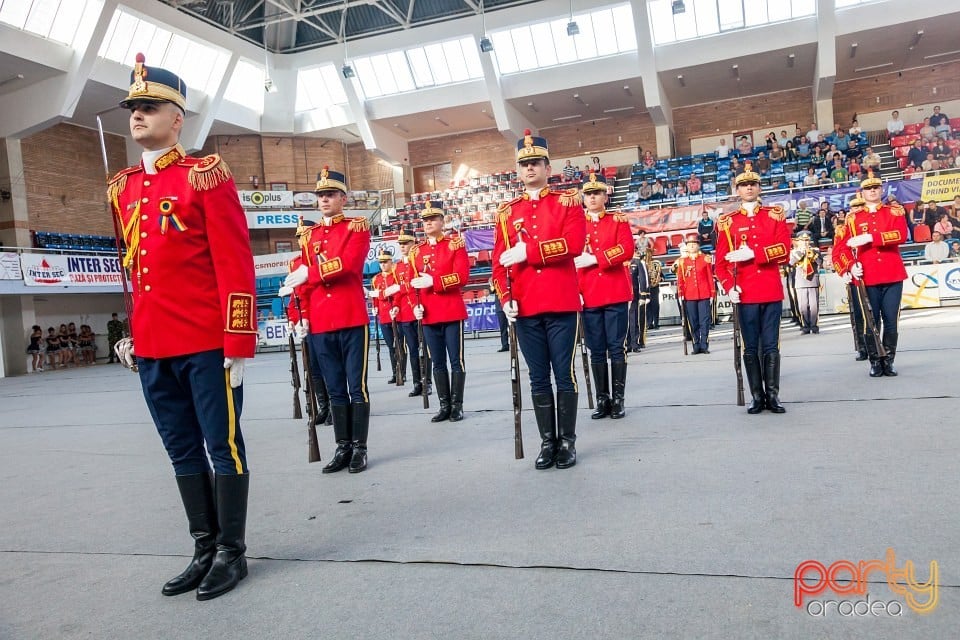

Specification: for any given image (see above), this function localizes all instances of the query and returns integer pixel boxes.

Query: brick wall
[408,129,516,177]
[22,123,127,236]
[833,61,960,128]
[673,88,815,155]
[203,135,349,191]
[543,111,657,160]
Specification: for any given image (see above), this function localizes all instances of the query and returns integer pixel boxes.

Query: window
[295,65,348,113]
[224,59,265,113]
[648,0,816,45]
[0,0,91,46]
[351,36,484,98]
[490,4,638,76]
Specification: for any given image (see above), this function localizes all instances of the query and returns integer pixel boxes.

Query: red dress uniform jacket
[492,188,586,316]
[108,146,257,359]
[714,205,791,304]
[833,205,908,286]
[301,215,371,333]
[676,253,716,301]
[286,255,311,323]
[409,235,469,325]
[371,270,401,324]
[394,258,417,323]
[578,211,633,308]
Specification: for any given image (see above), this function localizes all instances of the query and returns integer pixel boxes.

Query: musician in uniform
[394,228,426,397]
[574,173,634,419]
[832,192,869,361]
[675,235,715,354]
[715,162,791,414]
[645,249,663,330]
[492,130,586,469]
[833,171,908,377]
[109,54,256,600]
[626,243,649,353]
[410,201,470,422]
[282,167,372,472]
[789,231,822,334]
[369,251,403,383]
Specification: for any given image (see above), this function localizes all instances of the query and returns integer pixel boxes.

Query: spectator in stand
[809,147,825,168]
[924,231,949,263]
[686,174,702,195]
[919,117,936,143]
[934,212,955,239]
[764,132,777,150]
[849,119,862,137]
[932,138,950,163]
[794,200,814,235]
[797,136,811,159]
[810,205,834,245]
[906,140,927,170]
[834,129,852,156]
[792,127,804,146]
[847,157,862,181]
[715,138,730,158]
[886,110,905,138]
[562,160,576,180]
[829,160,849,185]
[949,195,960,223]
[806,122,821,144]
[736,135,753,156]
[834,208,846,229]
[950,240,960,259]
[929,106,951,137]
[590,156,602,173]
[778,130,790,148]
[818,169,833,186]
[907,200,926,240]
[729,156,742,175]
[27,324,44,372]
[784,141,798,161]
[754,151,771,175]
[639,180,652,202]
[921,153,939,173]
[650,178,664,200]
[676,182,688,200]
[641,149,656,168]
[769,142,784,161]
[663,181,677,200]
[862,147,881,173]
[803,167,819,187]
[922,200,944,228]
[697,210,715,245]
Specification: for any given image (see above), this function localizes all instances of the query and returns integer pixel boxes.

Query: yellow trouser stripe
[457,321,465,371]
[224,370,243,474]
[361,328,370,402]
[569,314,580,393]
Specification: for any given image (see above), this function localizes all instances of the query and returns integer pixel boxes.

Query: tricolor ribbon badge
[158,198,187,235]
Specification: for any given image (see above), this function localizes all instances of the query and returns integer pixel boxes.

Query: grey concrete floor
[1,308,958,639]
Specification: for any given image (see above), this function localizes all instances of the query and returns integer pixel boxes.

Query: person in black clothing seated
[697,210,715,246]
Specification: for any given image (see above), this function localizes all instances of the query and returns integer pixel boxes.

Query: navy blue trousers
[423,320,464,375]
[379,320,398,359]
[309,326,368,405]
[737,301,782,356]
[865,281,902,336]
[684,298,712,351]
[583,302,628,364]
[398,320,422,381]
[515,312,578,395]
[138,348,247,476]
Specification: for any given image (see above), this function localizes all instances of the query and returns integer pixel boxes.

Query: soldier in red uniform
[368,251,403,383]
[393,229,426,397]
[492,130,586,469]
[715,163,791,414]
[410,201,470,422]
[282,167,372,472]
[833,171,908,377]
[675,236,716,354]
[574,173,633,419]
[109,55,256,600]
[832,192,870,361]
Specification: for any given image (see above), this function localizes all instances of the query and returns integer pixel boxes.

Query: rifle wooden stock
[302,337,322,464]
[393,319,405,385]
[731,304,745,406]
[506,271,523,459]
[854,280,886,358]
[676,291,689,356]
[578,315,593,409]
[418,318,430,409]
[289,332,302,420]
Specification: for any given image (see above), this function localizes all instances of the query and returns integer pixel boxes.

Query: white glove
[278,285,294,298]
[573,253,598,269]
[847,233,872,248]
[384,284,401,297]
[368,289,380,298]
[389,306,399,320]
[283,264,308,289]
[728,286,741,304]
[841,272,853,285]
[296,319,309,340]
[850,262,864,278]
[503,300,519,323]
[287,320,296,334]
[223,357,245,388]
[413,304,425,320]
[725,247,755,263]
[639,298,648,306]
[411,274,434,289]
[114,337,135,369]
[498,241,527,267]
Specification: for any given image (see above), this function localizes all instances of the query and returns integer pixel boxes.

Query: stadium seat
[902,123,920,135]
[652,236,668,255]
[912,224,931,243]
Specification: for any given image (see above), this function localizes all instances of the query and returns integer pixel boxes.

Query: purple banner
[464,228,495,252]
[465,300,500,332]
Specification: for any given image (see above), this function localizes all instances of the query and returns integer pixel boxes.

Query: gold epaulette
[497,195,521,217]
[349,216,370,232]
[889,203,906,216]
[717,212,734,229]
[766,205,785,222]
[834,224,847,240]
[449,234,466,250]
[555,188,582,208]
[187,154,232,191]
[704,255,712,263]
[106,165,141,207]
[613,212,628,223]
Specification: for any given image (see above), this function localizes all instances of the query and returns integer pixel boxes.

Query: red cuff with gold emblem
[880,230,902,245]
[763,243,787,262]
[319,257,342,279]
[603,245,625,262]
[440,273,461,290]
[226,292,257,334]
[538,238,569,261]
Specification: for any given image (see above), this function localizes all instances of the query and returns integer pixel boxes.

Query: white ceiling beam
[629,0,671,131]
[181,52,240,152]
[814,0,837,127]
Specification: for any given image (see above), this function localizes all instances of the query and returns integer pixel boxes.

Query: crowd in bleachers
[887,106,960,176]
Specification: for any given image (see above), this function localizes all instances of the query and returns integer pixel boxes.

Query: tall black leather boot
[430,369,451,422]
[763,353,786,414]
[610,362,627,419]
[196,473,249,601]
[449,371,465,422]
[162,473,218,596]
[532,394,557,470]
[590,362,610,419]
[322,405,352,473]
[743,352,765,414]
[882,331,898,377]
[408,354,423,397]
[348,402,369,473]
[555,391,578,469]
[386,347,398,384]
[312,374,331,426]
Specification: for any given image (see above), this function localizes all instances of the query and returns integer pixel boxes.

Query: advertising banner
[0,252,22,280]
[254,251,300,277]
[257,318,290,347]
[245,211,301,229]
[239,190,294,208]
[20,254,123,287]
[465,300,500,332]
